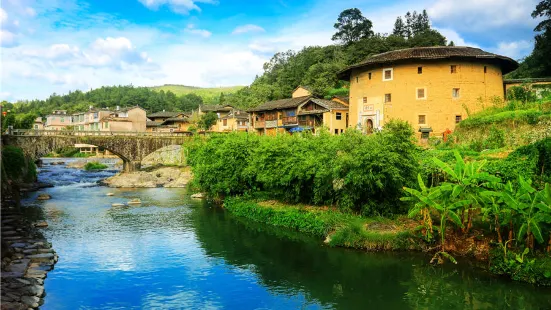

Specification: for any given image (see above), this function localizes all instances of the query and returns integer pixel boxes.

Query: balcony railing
[282,116,297,125]
[254,121,266,129]
[298,120,321,127]
[265,120,278,128]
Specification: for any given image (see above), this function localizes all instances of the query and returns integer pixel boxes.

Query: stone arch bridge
[2,130,192,172]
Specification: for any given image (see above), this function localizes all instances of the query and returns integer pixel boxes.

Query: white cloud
[232,24,265,35]
[184,24,211,38]
[25,7,36,17]
[0,30,17,47]
[493,40,533,60]
[428,0,538,31]
[434,27,477,47]
[137,0,216,14]
[0,8,8,24]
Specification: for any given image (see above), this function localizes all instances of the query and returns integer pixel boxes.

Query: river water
[20,158,551,309]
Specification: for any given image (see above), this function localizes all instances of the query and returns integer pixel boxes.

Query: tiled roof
[163,117,189,123]
[248,96,311,112]
[148,111,183,118]
[200,104,233,112]
[338,46,519,79]
[146,121,161,127]
[504,77,551,84]
[332,96,349,105]
[310,98,349,110]
[298,109,328,115]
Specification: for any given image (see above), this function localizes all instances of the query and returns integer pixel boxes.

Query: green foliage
[198,112,218,131]
[457,109,547,129]
[84,162,108,171]
[331,8,374,44]
[224,197,341,236]
[490,248,551,285]
[483,126,506,149]
[507,86,537,103]
[149,85,243,104]
[2,146,27,181]
[187,120,419,215]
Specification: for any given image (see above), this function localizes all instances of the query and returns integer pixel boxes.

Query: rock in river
[191,193,205,199]
[111,203,126,208]
[37,193,51,200]
[127,199,142,205]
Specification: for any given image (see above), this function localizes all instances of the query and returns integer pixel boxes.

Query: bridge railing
[8,129,193,137]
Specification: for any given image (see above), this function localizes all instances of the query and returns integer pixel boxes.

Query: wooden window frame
[450,65,457,73]
[418,115,426,125]
[418,67,422,74]
[416,87,427,100]
[336,112,342,120]
[384,93,391,103]
[452,88,460,99]
[382,68,393,81]
[455,115,462,123]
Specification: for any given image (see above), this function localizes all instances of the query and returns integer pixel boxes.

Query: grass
[84,162,108,171]
[223,197,422,251]
[149,84,244,102]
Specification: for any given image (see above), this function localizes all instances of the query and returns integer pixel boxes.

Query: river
[19,158,551,309]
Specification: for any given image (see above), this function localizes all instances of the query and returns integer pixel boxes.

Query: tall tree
[332,8,374,45]
[392,17,407,38]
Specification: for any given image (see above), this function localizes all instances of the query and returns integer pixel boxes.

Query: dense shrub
[482,125,505,149]
[458,109,545,129]
[187,120,420,215]
[2,146,36,183]
[84,162,108,171]
[506,85,536,103]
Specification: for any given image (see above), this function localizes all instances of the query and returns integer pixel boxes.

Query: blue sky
[0,0,541,101]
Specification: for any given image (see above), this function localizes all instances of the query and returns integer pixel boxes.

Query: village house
[44,110,72,130]
[98,106,147,132]
[338,46,518,139]
[146,111,192,133]
[198,104,250,132]
[33,117,44,130]
[248,86,349,135]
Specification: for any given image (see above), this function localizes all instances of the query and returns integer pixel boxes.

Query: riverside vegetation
[185,92,551,286]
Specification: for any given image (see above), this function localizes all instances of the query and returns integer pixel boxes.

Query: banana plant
[432,150,501,234]
[502,176,548,250]
[401,174,436,241]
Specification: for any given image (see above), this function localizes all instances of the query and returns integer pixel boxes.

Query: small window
[383,68,393,81]
[384,93,391,103]
[416,88,426,100]
[418,115,426,124]
[60,117,64,123]
[452,88,460,98]
[362,97,367,104]
[450,65,457,73]
[455,115,462,123]
[223,119,227,126]
[484,66,487,73]
[356,76,359,83]
[336,112,342,120]
[340,129,344,133]
[334,129,339,135]
[418,67,422,74]
[368,72,372,80]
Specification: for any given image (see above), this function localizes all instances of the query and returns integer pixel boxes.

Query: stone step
[6,259,30,274]
[26,253,54,263]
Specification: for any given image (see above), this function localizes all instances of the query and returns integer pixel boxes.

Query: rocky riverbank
[1,203,58,309]
[100,166,192,188]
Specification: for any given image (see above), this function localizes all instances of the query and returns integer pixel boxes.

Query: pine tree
[392,17,407,38]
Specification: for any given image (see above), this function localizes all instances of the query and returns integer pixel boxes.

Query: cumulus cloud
[493,40,533,60]
[232,24,265,35]
[184,24,211,38]
[0,30,17,47]
[0,8,7,23]
[137,0,216,14]
[25,7,36,17]
[428,0,538,31]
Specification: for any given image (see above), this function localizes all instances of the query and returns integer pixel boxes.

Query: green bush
[483,125,505,149]
[1,146,36,183]
[187,120,419,215]
[84,162,108,171]
[506,85,536,103]
[458,109,545,129]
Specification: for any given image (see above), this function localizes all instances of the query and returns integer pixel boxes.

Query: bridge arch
[2,131,191,172]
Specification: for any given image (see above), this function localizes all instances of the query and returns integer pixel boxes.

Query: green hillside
[149,84,244,103]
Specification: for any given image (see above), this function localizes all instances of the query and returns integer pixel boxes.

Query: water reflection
[22,160,551,310]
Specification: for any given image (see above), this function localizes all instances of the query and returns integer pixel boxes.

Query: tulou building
[338,46,519,139]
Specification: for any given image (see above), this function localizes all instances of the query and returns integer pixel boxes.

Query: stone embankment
[1,207,58,309]
[101,166,192,188]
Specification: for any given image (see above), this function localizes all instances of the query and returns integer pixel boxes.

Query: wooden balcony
[282,116,297,125]
[254,121,265,129]
[298,120,321,127]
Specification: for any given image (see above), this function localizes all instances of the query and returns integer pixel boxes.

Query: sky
[0,0,542,101]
